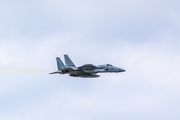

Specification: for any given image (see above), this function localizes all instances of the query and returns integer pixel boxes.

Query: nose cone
[118,68,125,72]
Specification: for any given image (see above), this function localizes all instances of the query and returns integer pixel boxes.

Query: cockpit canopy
[105,64,113,66]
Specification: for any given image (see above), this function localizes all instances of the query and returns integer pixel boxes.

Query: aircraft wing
[78,64,96,70]
[63,67,75,71]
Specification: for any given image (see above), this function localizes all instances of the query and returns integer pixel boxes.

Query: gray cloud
[0,0,180,120]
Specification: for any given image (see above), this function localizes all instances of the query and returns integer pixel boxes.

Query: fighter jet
[50,55,125,78]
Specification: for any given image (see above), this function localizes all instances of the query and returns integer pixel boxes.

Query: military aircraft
[50,55,125,78]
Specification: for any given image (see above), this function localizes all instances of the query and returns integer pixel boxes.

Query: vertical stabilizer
[56,57,66,70]
[64,55,76,67]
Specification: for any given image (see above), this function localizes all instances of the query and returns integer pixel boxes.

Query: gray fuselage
[50,55,125,78]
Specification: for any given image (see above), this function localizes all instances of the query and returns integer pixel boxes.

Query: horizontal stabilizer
[49,71,61,74]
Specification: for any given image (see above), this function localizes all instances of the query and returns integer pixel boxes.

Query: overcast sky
[0,0,180,120]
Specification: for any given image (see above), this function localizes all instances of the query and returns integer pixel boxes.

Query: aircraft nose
[118,68,125,72]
